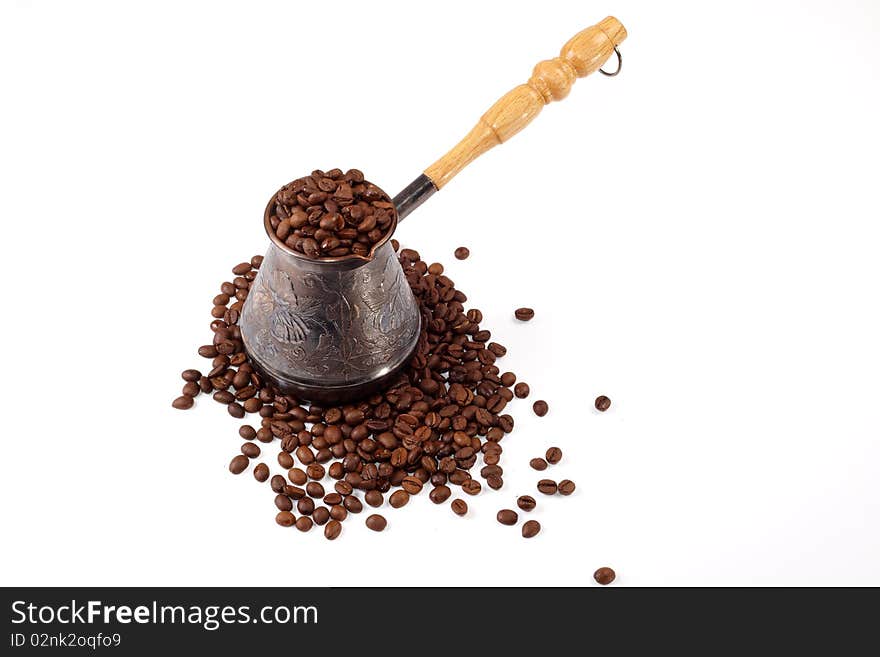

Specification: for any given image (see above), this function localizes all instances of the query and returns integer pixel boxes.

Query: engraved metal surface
[240,240,421,399]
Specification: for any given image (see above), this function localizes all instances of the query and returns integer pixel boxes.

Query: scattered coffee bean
[324,519,342,540]
[594,567,616,585]
[274,494,293,512]
[241,443,260,459]
[429,485,451,504]
[545,447,562,464]
[454,246,470,260]
[514,307,535,321]
[312,506,330,525]
[275,511,295,527]
[270,475,286,493]
[365,490,384,507]
[229,455,249,474]
[496,509,518,525]
[537,479,558,495]
[389,490,409,508]
[343,496,363,513]
[182,381,200,397]
[521,520,541,538]
[533,400,549,417]
[365,514,387,532]
[558,479,576,495]
[253,463,270,482]
[288,468,307,485]
[278,452,294,469]
[517,495,537,512]
[530,458,548,471]
[239,425,256,440]
[182,369,202,382]
[461,479,482,496]
[486,475,504,490]
[306,482,325,498]
[295,516,313,532]
[514,382,530,399]
[172,395,194,410]
[595,395,611,412]
[450,499,468,516]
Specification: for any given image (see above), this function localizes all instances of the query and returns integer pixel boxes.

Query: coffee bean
[270,475,286,493]
[496,509,518,525]
[343,496,363,513]
[306,482,325,498]
[365,490,384,507]
[514,382,530,399]
[514,307,535,321]
[295,516,313,532]
[389,490,409,508]
[278,452,294,469]
[486,475,503,490]
[558,479,576,495]
[172,395,194,410]
[323,493,343,506]
[429,485,451,504]
[239,425,257,440]
[334,480,354,496]
[401,476,423,495]
[275,511,295,527]
[500,372,516,387]
[595,395,611,412]
[329,505,347,521]
[274,494,293,512]
[297,497,315,515]
[461,479,482,496]
[284,485,305,500]
[537,479,557,495]
[521,520,541,538]
[229,455,248,474]
[454,246,470,260]
[530,458,548,471]
[545,447,562,464]
[324,519,342,540]
[365,514,387,532]
[532,400,549,417]
[593,567,616,585]
[312,506,330,525]
[450,499,468,516]
[253,463,270,482]
[227,402,245,418]
[241,443,260,458]
[517,495,536,512]
[182,369,202,382]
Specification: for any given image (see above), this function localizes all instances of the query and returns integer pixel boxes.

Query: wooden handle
[423,16,627,189]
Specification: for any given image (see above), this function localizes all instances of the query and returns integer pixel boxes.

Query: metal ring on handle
[599,46,622,77]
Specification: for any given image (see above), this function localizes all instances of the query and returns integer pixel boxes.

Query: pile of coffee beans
[269,169,395,259]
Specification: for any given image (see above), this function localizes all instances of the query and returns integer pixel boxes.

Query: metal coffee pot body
[240,205,420,404]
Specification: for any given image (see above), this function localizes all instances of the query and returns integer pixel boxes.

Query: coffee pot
[240,16,627,403]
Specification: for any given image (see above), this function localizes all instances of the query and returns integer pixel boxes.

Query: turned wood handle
[423,16,627,189]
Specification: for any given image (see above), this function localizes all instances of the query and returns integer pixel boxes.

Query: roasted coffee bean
[306,463,325,480]
[239,425,257,440]
[297,497,315,515]
[241,443,260,458]
[227,402,245,418]
[284,485,305,500]
[517,495,537,512]
[288,468,307,485]
[496,509,518,525]
[487,475,504,490]
[595,395,611,412]
[172,395,194,410]
[295,516,313,532]
[182,369,202,382]
[500,372,516,387]
[329,505,347,521]
[461,479,482,496]
[232,262,252,275]
[545,447,562,464]
[365,514,387,532]
[274,494,293,512]
[401,476,423,495]
[270,475,286,493]
[312,506,331,525]
[450,499,468,516]
[343,496,363,513]
[253,463,270,482]
[324,519,342,540]
[530,458,548,471]
[275,511,295,527]
[229,455,248,474]
[532,400,549,417]
[514,382,530,399]
[537,479,558,495]
[306,482,325,498]
[323,492,343,506]
[334,480,353,496]
[389,490,410,508]
[365,490,384,507]
[454,246,470,260]
[182,382,200,399]
[278,452,294,469]
[593,567,616,585]
[429,485,451,504]
[558,479,576,495]
[514,307,535,321]
[521,520,541,538]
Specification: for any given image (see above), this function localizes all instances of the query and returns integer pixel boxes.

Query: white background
[1,0,878,587]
